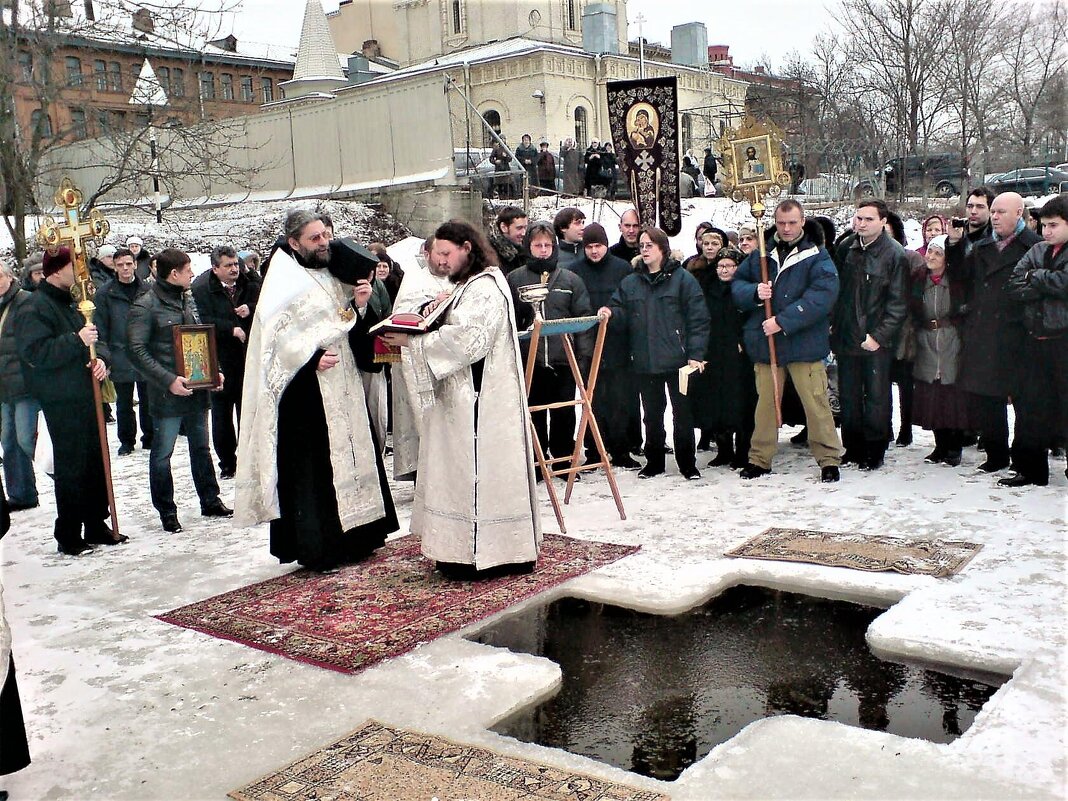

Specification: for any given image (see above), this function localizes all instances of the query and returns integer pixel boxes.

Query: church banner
[606,77,681,235]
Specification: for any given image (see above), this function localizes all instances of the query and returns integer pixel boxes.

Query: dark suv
[854,153,969,199]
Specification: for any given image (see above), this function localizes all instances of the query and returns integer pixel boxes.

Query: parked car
[454,147,492,179]
[987,167,1068,197]
[853,153,969,200]
[473,155,525,198]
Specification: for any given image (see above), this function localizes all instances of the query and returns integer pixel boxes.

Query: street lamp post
[129,58,169,223]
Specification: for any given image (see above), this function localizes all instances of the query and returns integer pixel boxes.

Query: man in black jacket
[567,223,639,468]
[948,191,1042,474]
[553,207,586,270]
[1003,194,1068,486]
[832,199,909,470]
[191,245,259,479]
[508,221,593,466]
[128,248,231,533]
[610,208,641,263]
[96,248,152,455]
[16,247,124,554]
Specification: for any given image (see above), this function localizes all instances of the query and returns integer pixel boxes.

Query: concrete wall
[378,184,485,238]
[39,71,455,208]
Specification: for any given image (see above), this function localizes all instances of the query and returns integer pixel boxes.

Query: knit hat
[126,236,143,246]
[42,247,72,277]
[737,222,758,237]
[581,223,609,247]
[97,244,117,259]
[926,234,948,253]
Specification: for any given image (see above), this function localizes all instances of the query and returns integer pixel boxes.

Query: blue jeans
[150,412,220,518]
[1,398,40,506]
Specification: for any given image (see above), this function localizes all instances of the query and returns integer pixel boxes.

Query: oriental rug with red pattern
[156,534,637,674]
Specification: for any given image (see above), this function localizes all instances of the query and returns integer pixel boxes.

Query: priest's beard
[295,242,331,267]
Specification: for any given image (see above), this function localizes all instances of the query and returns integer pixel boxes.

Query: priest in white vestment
[235,210,398,571]
[381,221,541,578]
[388,237,452,481]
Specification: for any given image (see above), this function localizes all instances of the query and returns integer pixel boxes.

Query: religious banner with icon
[717,116,791,204]
[606,77,681,235]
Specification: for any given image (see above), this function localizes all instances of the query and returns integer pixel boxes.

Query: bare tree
[1,0,252,262]
[1000,0,1068,162]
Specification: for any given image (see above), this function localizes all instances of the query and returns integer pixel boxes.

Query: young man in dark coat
[128,248,232,533]
[604,227,710,480]
[832,199,909,471]
[507,221,594,466]
[0,263,40,510]
[191,245,259,479]
[947,191,1042,474]
[732,199,843,482]
[610,208,642,263]
[96,247,152,455]
[1003,193,1068,486]
[488,206,528,275]
[16,247,125,554]
[567,223,639,468]
[553,207,586,270]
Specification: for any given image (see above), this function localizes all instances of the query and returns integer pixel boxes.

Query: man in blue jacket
[731,199,843,482]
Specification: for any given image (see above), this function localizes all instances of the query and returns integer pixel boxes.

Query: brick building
[8,4,295,145]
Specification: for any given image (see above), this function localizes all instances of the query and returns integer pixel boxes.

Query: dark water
[469,586,1004,781]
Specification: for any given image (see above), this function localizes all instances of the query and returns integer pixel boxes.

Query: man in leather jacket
[832,199,908,470]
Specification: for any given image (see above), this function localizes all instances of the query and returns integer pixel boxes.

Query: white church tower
[280,0,348,100]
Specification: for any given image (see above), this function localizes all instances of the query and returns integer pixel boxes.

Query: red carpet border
[156,533,638,674]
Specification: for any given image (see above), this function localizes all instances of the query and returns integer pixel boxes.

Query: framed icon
[172,324,220,389]
[717,116,792,205]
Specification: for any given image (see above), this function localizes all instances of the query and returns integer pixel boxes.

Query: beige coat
[407,268,541,568]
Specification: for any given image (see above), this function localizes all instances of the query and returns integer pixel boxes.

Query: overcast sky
[226,0,826,70]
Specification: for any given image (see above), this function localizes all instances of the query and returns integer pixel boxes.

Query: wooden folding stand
[521,314,626,533]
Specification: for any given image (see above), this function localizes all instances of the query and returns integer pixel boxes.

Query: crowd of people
[0,187,1065,570]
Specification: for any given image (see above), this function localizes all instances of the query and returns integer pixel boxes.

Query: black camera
[950,218,966,229]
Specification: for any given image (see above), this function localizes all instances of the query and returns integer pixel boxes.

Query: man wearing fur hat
[16,247,126,554]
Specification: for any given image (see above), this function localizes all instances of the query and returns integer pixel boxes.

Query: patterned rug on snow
[156,533,638,674]
[725,527,982,578]
[228,720,669,801]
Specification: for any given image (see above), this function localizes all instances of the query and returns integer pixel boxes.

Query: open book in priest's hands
[368,293,455,336]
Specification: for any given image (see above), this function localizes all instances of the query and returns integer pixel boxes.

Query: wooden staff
[754,204,783,427]
[76,283,121,540]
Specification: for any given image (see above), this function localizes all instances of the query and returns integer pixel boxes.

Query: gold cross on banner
[36,177,111,285]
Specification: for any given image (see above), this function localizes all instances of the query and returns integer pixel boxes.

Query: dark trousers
[150,411,220,518]
[41,400,109,547]
[583,367,632,460]
[529,364,577,460]
[838,351,893,457]
[968,393,1010,465]
[891,359,914,440]
[637,372,696,472]
[1012,336,1068,483]
[209,383,241,472]
[114,380,152,449]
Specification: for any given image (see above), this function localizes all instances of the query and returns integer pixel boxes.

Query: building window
[94,59,107,91]
[574,106,588,149]
[70,107,87,139]
[135,112,150,128]
[108,61,123,92]
[260,77,273,103]
[240,76,253,102]
[17,51,33,81]
[65,56,82,87]
[451,0,463,34]
[95,107,108,133]
[566,0,578,31]
[156,66,169,94]
[481,109,501,147]
[220,73,234,101]
[171,68,185,97]
[30,109,53,139]
[681,113,692,154]
[199,71,215,100]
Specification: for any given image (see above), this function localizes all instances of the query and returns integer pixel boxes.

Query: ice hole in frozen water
[468,585,1006,781]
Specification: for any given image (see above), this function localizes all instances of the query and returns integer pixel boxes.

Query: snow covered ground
[1,406,1064,800]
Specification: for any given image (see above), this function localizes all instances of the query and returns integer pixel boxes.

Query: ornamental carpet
[156,534,638,674]
[725,527,982,578]
[228,720,669,801]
